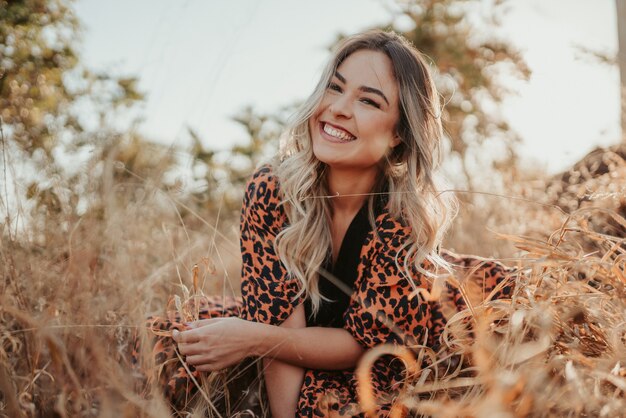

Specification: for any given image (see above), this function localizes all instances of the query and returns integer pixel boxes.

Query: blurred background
[73,0,619,174]
[1,0,625,416]
[2,0,622,259]
[1,0,622,241]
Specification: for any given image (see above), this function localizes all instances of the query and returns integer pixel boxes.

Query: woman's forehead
[335,50,398,97]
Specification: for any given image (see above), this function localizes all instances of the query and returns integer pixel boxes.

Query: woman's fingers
[173,318,223,342]
[177,341,204,356]
[172,327,201,344]
[185,354,212,366]
[195,363,225,372]
[174,323,221,356]
[171,317,255,372]
[185,354,228,372]
[190,318,219,328]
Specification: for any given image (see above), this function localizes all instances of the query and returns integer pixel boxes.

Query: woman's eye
[328,83,342,92]
[361,98,381,108]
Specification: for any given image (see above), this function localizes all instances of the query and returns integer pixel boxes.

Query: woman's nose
[328,95,353,118]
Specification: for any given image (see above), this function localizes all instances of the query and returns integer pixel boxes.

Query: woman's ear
[391,134,402,148]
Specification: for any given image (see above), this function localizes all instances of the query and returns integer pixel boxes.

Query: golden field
[1,144,625,417]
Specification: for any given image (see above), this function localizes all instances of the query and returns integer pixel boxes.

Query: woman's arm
[263,303,306,418]
[173,315,365,371]
[256,320,365,370]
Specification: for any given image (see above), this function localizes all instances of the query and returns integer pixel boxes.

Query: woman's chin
[312,144,342,167]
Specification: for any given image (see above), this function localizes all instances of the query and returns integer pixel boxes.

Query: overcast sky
[74,0,619,174]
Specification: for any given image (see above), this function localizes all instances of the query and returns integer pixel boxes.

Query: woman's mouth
[320,122,356,143]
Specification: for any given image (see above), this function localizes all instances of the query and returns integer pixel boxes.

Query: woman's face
[309,49,401,172]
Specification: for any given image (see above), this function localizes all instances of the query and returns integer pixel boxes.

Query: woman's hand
[173,315,364,371]
[172,317,262,372]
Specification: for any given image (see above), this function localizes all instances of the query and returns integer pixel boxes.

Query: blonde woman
[142,30,513,417]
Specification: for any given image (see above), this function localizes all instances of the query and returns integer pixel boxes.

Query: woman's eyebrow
[334,71,390,105]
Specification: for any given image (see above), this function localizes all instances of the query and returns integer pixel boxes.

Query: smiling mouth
[321,122,357,142]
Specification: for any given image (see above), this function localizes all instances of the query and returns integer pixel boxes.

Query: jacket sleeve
[239,165,299,325]
[342,218,431,350]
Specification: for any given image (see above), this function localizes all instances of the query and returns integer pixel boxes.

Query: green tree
[0,0,79,158]
[376,0,530,186]
[0,0,175,223]
[0,0,140,159]
[187,105,287,215]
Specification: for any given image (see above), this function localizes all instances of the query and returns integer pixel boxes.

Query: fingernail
[184,322,193,329]
[172,329,179,339]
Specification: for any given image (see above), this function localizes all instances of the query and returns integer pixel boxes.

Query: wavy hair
[272,30,457,313]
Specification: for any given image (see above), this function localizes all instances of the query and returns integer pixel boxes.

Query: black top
[304,196,385,327]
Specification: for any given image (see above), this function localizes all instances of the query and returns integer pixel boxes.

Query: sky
[73,0,620,174]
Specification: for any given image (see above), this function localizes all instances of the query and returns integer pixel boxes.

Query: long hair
[273,30,457,313]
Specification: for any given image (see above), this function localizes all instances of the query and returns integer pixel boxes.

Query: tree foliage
[186,106,287,215]
[0,0,141,159]
[389,0,530,185]
[0,0,177,230]
[0,0,79,158]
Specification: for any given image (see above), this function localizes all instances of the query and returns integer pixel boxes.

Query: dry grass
[1,144,625,417]
[358,207,626,417]
[1,153,243,416]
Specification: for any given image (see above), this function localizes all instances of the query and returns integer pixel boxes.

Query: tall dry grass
[364,146,625,417]
[0,146,243,416]
[1,142,625,417]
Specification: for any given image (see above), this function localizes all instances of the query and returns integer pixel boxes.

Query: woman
[143,30,513,417]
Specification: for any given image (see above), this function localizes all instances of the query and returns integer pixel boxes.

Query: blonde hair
[273,30,457,313]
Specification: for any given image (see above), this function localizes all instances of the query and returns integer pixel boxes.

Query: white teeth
[323,123,355,141]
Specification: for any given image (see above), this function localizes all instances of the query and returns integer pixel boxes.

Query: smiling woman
[310,49,401,174]
[134,30,514,417]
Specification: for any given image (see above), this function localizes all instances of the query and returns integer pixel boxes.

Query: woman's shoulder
[247,163,280,188]
[242,163,286,232]
[372,204,412,249]
[244,163,282,205]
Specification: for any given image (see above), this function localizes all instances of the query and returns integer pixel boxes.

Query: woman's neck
[326,167,379,215]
